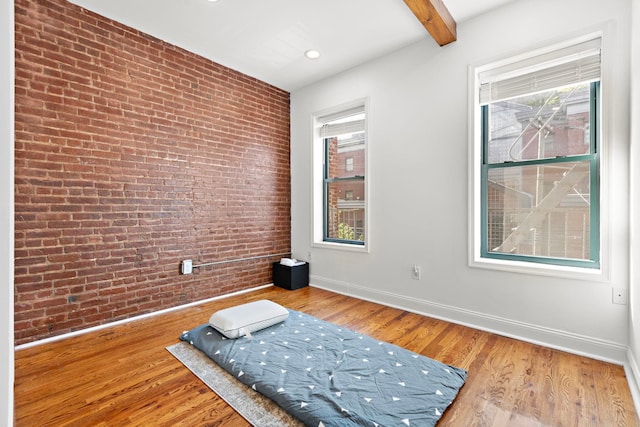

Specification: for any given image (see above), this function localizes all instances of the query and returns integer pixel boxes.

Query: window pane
[487,161,591,260]
[487,83,592,164]
[326,180,365,242]
[326,133,364,179]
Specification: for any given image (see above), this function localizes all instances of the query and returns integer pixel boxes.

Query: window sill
[312,241,369,254]
[469,255,607,283]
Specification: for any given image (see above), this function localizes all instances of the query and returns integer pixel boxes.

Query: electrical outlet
[181,259,193,275]
[612,287,628,305]
[412,265,421,280]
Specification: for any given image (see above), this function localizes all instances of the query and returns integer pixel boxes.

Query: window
[316,104,366,245]
[346,157,354,172]
[475,36,601,269]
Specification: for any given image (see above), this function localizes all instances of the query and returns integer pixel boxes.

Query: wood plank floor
[14,286,639,426]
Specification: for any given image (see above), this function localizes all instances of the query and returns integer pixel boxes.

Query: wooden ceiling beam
[403,0,457,46]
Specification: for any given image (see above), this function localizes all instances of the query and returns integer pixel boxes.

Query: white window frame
[468,32,611,282]
[311,99,369,252]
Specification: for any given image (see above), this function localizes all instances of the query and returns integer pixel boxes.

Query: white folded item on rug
[209,299,289,339]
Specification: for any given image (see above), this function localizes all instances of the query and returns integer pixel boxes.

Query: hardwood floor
[14,286,639,426]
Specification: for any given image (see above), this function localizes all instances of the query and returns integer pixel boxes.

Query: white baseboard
[15,284,273,351]
[310,275,629,365]
[626,348,640,415]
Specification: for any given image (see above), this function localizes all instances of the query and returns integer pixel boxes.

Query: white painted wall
[2,0,14,424]
[291,0,632,362]
[629,0,640,409]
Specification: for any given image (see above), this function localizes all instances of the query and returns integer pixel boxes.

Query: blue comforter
[181,309,467,427]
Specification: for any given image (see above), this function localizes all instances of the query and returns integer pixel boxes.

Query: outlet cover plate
[181,259,193,275]
[612,287,628,305]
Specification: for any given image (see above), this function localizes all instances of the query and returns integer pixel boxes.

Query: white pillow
[208,299,289,339]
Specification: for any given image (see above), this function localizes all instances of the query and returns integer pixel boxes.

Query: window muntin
[478,38,601,269]
[321,109,366,245]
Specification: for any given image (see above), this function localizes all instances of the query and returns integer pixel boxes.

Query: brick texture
[14,0,291,345]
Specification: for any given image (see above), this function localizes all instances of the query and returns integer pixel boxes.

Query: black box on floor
[272,262,309,290]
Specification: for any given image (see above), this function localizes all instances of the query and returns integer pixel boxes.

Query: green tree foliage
[337,222,355,240]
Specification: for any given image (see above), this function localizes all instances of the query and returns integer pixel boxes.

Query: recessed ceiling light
[305,49,321,60]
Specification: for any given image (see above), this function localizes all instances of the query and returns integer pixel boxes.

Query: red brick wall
[14,0,291,345]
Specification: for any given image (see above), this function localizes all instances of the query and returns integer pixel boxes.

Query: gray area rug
[166,341,304,427]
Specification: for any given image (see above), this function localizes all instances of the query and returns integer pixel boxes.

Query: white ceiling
[68,0,519,92]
